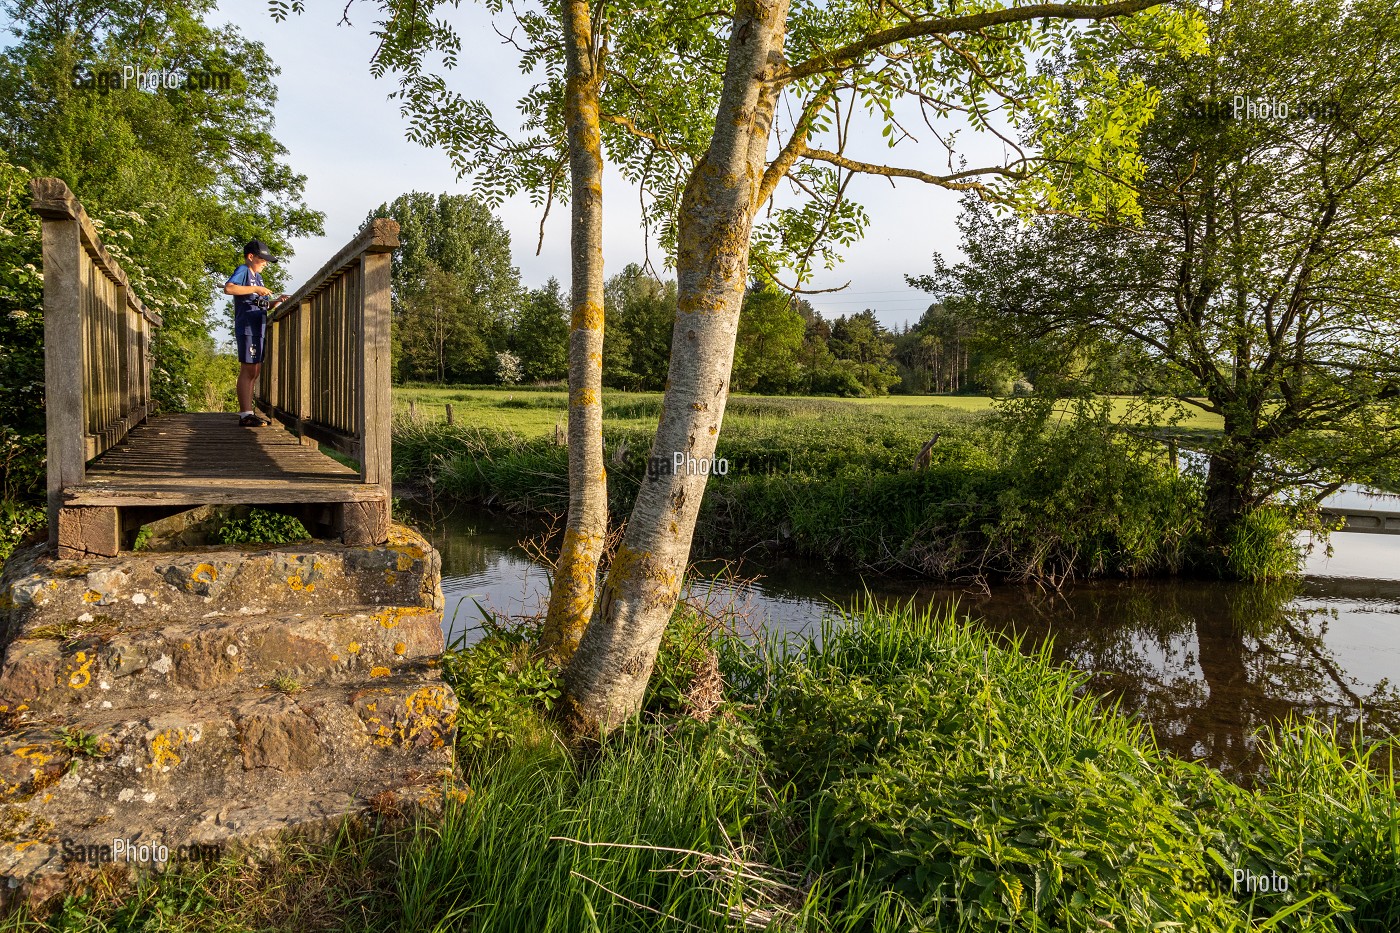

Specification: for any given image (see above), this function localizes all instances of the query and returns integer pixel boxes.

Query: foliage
[395,396,1226,583]
[437,615,562,759]
[510,279,569,384]
[494,350,523,386]
[731,284,805,395]
[213,509,309,546]
[0,151,45,501]
[640,602,718,719]
[919,0,1400,559]
[0,499,44,564]
[268,674,302,695]
[56,727,106,759]
[0,0,323,411]
[369,192,519,385]
[9,602,1395,932]
[730,603,1400,932]
[602,264,676,392]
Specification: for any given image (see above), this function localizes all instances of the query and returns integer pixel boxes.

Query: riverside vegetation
[395,390,1307,584]
[5,601,1395,931]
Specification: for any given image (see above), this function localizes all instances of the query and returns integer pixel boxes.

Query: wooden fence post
[39,210,85,545]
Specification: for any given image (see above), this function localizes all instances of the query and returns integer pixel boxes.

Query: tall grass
[6,602,1396,930]
[395,401,1213,583]
[726,603,1400,931]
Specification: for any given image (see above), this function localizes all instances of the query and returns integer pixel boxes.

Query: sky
[205,2,1009,331]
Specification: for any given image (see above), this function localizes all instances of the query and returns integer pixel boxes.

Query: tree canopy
[916,0,1400,550]
[0,0,322,416]
[369,192,520,384]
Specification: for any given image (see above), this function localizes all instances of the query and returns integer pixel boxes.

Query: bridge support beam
[56,506,120,559]
[339,499,390,547]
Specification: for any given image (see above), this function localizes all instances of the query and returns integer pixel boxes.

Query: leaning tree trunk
[562,0,792,734]
[539,0,608,664]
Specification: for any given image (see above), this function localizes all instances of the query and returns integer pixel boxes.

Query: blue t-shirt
[227,264,266,319]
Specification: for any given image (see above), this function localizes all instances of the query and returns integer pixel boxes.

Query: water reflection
[415,507,1400,781]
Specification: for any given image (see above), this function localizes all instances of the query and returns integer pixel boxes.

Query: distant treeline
[373,192,1134,398]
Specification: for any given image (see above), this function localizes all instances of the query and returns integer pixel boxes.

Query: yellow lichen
[14,746,51,767]
[150,730,184,770]
[369,666,391,678]
[393,642,407,655]
[348,642,361,654]
[81,591,102,604]
[67,651,94,689]
[192,563,217,584]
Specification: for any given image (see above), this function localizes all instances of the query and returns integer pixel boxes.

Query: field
[392,385,1225,437]
[392,389,1249,583]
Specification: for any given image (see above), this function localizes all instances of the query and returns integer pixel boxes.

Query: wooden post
[296,299,313,444]
[40,212,85,546]
[264,318,280,414]
[408,399,416,422]
[358,248,393,489]
[445,403,454,425]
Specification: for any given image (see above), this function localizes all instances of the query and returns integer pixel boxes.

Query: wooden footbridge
[32,178,398,558]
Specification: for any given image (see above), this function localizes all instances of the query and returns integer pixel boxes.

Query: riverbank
[8,601,1395,930]
[394,393,1297,583]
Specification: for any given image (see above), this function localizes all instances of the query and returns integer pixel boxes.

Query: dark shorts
[235,312,266,365]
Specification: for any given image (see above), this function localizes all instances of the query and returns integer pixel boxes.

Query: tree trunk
[562,0,791,733]
[539,0,608,664]
[1203,450,1260,553]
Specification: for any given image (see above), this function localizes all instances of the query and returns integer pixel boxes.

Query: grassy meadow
[391,387,1275,583]
[392,385,1224,436]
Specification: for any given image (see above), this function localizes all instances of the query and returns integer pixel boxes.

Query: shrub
[0,498,44,563]
[213,508,310,546]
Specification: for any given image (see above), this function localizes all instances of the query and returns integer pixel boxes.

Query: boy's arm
[224,283,273,296]
[224,265,272,297]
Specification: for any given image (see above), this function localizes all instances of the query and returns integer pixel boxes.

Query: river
[413,501,1400,781]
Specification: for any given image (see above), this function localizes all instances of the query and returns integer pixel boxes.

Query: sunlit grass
[393,385,1224,437]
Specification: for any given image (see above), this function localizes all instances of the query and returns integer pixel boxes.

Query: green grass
[395,395,1222,582]
[11,601,1396,931]
[392,386,1224,437]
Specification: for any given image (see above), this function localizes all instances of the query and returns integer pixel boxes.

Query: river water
[415,498,1400,781]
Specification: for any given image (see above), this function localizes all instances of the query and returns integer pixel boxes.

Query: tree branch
[782,0,1163,82]
[800,147,1030,192]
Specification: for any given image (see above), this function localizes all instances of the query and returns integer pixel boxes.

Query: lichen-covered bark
[540,0,608,664]
[562,0,791,732]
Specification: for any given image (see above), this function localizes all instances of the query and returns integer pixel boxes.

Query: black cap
[243,239,278,264]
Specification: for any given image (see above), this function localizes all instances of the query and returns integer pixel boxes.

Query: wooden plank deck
[63,413,379,507]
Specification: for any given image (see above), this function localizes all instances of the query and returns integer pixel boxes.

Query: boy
[224,240,288,426]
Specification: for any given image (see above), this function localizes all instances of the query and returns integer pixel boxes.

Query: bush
[213,508,311,546]
[0,498,44,563]
[395,400,1212,583]
[438,615,562,760]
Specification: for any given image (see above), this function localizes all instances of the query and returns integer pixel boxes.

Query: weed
[56,727,106,759]
[268,674,302,695]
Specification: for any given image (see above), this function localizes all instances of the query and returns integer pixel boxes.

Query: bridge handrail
[30,178,163,541]
[256,218,398,490]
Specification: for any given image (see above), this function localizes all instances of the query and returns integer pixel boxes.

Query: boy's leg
[234,311,268,423]
[237,362,261,413]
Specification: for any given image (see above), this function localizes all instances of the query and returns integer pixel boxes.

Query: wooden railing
[30,178,162,543]
[256,218,398,491]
